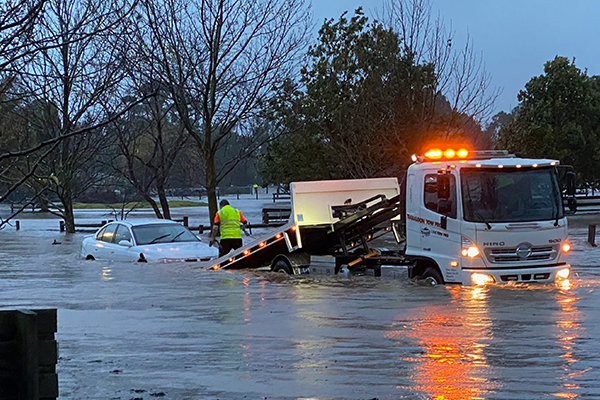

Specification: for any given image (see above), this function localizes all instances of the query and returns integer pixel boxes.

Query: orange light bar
[259,242,265,247]
[425,149,443,159]
[212,264,220,270]
[291,225,297,231]
[243,249,250,255]
[562,242,571,253]
[450,261,459,267]
[425,147,470,160]
[229,257,234,262]
[275,233,282,239]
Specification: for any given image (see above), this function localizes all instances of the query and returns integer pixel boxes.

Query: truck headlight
[461,236,480,258]
[471,273,495,285]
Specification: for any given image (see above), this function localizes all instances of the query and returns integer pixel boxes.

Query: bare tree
[0,0,46,91]
[381,0,500,127]
[7,0,138,232]
[110,81,189,219]
[134,0,310,221]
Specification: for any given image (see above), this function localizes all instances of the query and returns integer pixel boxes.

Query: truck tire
[421,267,443,286]
[272,259,293,274]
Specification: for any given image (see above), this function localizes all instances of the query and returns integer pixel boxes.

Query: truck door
[420,170,462,282]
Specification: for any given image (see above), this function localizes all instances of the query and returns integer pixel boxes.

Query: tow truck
[208,148,574,286]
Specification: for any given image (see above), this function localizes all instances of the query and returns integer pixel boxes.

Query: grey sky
[311,0,600,117]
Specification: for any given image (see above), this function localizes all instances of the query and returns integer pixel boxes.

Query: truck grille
[484,245,558,264]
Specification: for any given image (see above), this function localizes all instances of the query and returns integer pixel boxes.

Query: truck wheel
[272,259,293,274]
[421,267,443,286]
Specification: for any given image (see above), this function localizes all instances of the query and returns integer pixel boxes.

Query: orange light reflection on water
[393,286,496,400]
[553,279,584,399]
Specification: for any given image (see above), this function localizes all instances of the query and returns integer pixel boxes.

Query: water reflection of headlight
[101,266,113,281]
[558,279,572,291]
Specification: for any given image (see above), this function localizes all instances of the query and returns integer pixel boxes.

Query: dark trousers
[219,238,243,257]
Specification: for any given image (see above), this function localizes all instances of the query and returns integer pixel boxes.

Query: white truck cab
[405,148,572,286]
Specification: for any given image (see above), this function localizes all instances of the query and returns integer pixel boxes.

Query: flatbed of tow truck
[206,178,411,275]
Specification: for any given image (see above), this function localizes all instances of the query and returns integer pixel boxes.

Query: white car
[81,219,218,262]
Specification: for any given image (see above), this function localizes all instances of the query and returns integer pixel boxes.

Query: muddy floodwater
[2,206,600,399]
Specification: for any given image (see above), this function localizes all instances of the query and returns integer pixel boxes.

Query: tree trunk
[62,187,76,233]
[206,154,218,228]
[142,192,163,219]
[157,185,171,220]
[36,194,49,212]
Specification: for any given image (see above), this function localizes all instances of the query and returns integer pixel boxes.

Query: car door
[420,170,462,282]
[92,224,118,259]
[112,224,135,262]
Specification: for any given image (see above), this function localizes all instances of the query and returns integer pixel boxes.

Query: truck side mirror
[437,172,451,200]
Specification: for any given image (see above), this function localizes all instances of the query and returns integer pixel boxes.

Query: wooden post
[16,310,39,400]
[182,216,189,227]
[16,221,20,230]
[0,309,58,400]
[588,224,597,246]
[59,221,65,232]
[236,192,239,200]
[35,309,58,399]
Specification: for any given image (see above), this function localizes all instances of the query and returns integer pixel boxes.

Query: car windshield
[461,167,564,223]
[132,223,200,245]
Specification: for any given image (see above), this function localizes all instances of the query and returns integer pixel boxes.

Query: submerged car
[81,219,218,262]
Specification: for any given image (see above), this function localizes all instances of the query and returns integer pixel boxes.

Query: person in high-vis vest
[210,199,248,257]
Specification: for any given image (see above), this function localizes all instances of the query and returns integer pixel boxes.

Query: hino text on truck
[208,147,575,286]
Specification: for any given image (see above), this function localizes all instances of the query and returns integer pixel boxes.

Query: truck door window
[424,174,457,218]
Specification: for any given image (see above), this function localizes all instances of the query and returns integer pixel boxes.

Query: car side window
[113,224,132,244]
[423,173,457,219]
[100,224,118,243]
[96,227,106,241]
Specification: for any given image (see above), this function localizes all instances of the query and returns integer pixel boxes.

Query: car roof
[107,219,184,228]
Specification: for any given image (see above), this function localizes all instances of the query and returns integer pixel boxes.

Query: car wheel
[85,255,95,260]
[421,267,443,286]
[272,259,293,274]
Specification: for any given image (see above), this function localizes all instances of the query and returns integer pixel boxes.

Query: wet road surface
[1,208,600,399]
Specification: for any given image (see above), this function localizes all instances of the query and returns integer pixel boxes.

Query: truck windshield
[461,167,564,223]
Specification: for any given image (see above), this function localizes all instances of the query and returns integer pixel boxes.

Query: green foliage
[260,9,442,184]
[498,57,600,183]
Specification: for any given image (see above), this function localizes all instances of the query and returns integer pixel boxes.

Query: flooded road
[2,211,600,399]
